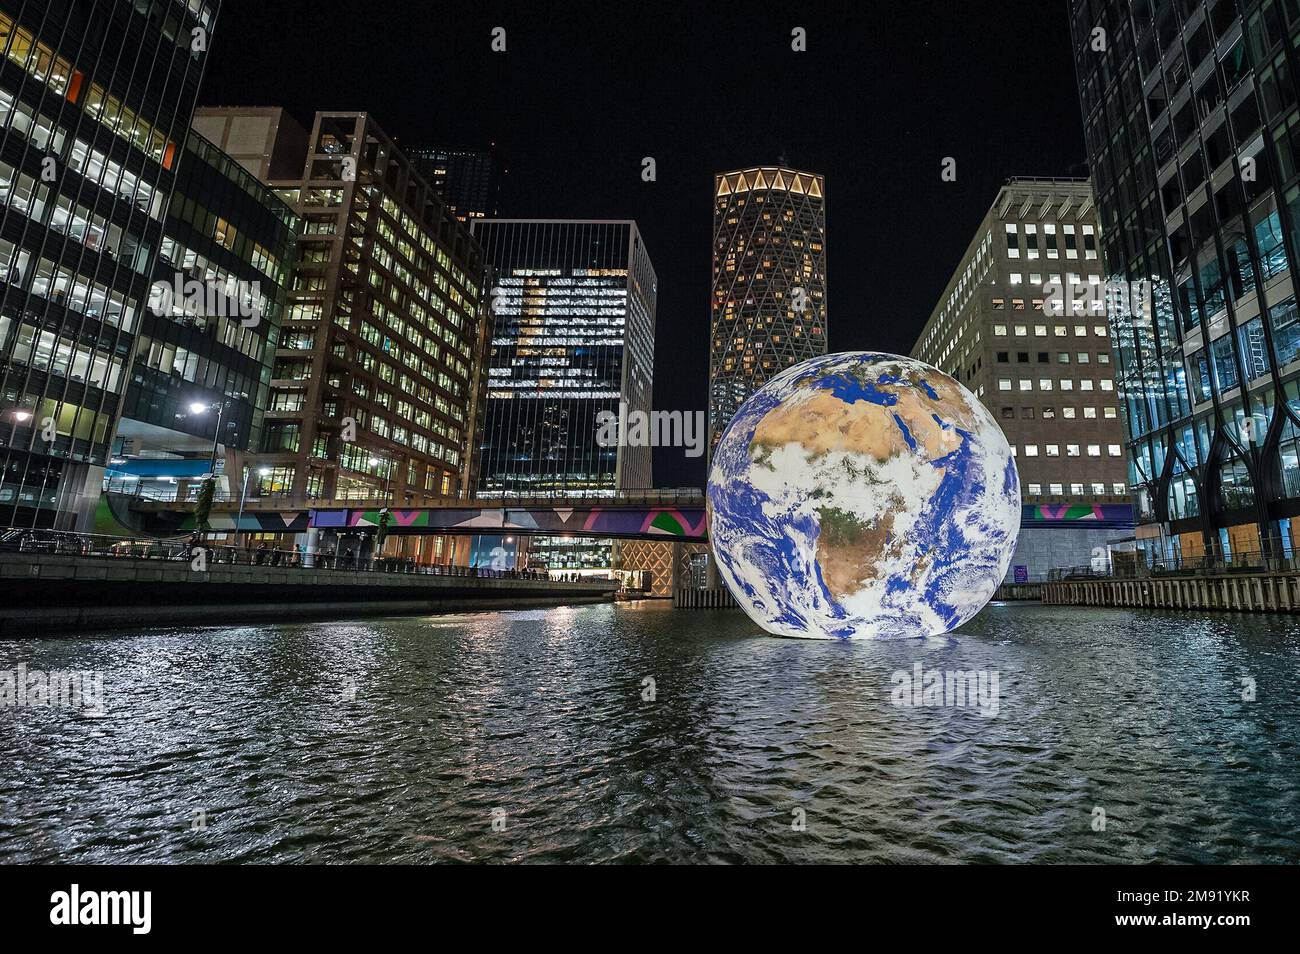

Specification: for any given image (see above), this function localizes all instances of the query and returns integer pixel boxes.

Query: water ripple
[1,601,1299,862]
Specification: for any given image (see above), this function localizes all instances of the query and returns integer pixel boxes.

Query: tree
[194,477,215,532]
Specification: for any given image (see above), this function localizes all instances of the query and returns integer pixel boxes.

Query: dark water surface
[1,601,1298,863]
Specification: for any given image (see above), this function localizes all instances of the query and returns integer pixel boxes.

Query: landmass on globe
[707,351,1021,639]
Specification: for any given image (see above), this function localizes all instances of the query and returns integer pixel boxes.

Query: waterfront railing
[1049,548,1294,581]
[0,526,606,583]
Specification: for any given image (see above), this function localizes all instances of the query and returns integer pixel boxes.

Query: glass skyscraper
[0,0,218,529]
[709,166,826,457]
[1070,0,1300,563]
[107,128,297,498]
[469,219,657,499]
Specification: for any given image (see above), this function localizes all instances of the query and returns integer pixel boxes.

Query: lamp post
[367,454,392,501]
[187,399,230,536]
[189,400,227,479]
[235,465,271,550]
[1,408,36,529]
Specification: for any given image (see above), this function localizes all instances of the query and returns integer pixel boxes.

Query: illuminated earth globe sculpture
[707,352,1020,639]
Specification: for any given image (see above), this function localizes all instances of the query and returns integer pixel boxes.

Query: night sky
[202,0,1088,488]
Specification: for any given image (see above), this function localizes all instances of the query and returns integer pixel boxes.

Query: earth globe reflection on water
[707,352,1021,639]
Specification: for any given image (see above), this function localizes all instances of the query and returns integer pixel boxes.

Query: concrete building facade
[911,177,1135,580]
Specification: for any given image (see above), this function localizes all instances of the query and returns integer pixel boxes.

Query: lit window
[1112,482,1126,494]
[1019,379,1032,391]
[1100,379,1114,391]
[1027,483,1042,494]
[1039,379,1053,390]
[1074,325,1086,336]
[1010,273,1023,284]
[994,324,1007,336]
[1091,482,1106,494]
[1083,406,1097,418]
[1054,325,1067,336]
[1104,407,1118,418]
[1063,407,1076,418]
[1014,325,1027,336]
[1046,444,1060,456]
[1094,325,1107,337]
[1071,482,1085,494]
[1025,444,1039,457]
[1042,406,1055,419]
[1077,352,1090,363]
[1108,444,1123,456]
[1061,379,1074,391]
[1034,324,1047,336]
[1087,444,1101,457]
[1050,482,1063,494]
[1066,444,1080,456]
[998,379,1012,390]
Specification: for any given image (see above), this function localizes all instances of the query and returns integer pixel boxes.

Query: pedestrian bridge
[115,489,709,541]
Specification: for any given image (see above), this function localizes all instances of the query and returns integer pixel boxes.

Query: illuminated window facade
[117,130,297,461]
[470,219,658,499]
[0,0,217,528]
[196,109,487,504]
[709,166,827,456]
[1070,0,1300,563]
[910,178,1128,504]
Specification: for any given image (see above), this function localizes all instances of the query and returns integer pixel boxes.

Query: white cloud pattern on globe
[707,352,1021,639]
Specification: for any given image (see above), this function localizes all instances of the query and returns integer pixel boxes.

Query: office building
[108,128,297,498]
[1070,0,1300,563]
[911,177,1134,580]
[0,0,218,529]
[470,219,657,571]
[409,145,500,222]
[194,109,488,565]
[708,166,826,456]
[470,219,657,498]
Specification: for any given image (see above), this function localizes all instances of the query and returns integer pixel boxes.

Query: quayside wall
[0,553,617,635]
[1043,572,1300,613]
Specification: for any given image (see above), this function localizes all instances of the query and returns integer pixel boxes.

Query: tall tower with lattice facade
[708,167,827,457]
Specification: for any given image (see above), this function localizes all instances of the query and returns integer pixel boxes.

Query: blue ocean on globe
[707,352,1021,639]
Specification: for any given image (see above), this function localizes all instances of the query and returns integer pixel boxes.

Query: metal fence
[0,526,596,582]
[1049,548,1295,581]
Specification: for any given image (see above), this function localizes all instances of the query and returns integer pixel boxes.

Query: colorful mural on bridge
[308,505,708,540]
[1022,503,1134,527]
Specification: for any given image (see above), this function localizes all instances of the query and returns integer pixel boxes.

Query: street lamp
[368,454,392,500]
[235,466,272,549]
[188,400,227,479]
[2,408,44,528]
[186,398,231,539]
